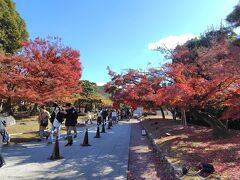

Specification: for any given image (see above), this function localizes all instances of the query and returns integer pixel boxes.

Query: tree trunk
[169,108,177,120]
[2,97,13,115]
[30,103,38,116]
[181,110,187,126]
[224,120,229,129]
[196,110,229,139]
[160,107,165,120]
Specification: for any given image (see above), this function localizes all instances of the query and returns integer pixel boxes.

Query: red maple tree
[21,37,82,103]
[106,29,240,138]
[0,37,82,113]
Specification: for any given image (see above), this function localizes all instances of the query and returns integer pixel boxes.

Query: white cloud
[234,27,240,35]
[96,82,105,86]
[148,33,196,50]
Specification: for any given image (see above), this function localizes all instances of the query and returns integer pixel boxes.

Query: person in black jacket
[102,109,108,124]
[65,103,78,146]
[48,103,66,144]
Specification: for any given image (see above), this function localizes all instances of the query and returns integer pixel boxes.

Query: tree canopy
[0,37,82,112]
[226,4,240,27]
[81,80,98,98]
[0,0,28,54]
[105,27,240,138]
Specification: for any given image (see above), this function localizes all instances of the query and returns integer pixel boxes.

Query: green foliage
[0,0,28,54]
[226,5,240,27]
[81,80,98,97]
[186,27,235,50]
[173,26,236,65]
[97,85,110,98]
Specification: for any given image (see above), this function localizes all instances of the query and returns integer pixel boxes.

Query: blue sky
[14,0,239,85]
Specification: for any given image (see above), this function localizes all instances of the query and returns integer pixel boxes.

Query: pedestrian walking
[38,105,51,141]
[111,109,117,124]
[126,109,131,120]
[117,110,121,121]
[0,120,9,167]
[65,103,78,146]
[85,111,93,124]
[48,103,66,144]
[97,110,102,125]
[102,109,108,124]
[120,109,125,120]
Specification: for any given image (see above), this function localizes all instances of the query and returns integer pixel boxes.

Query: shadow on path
[0,121,131,180]
[128,119,171,180]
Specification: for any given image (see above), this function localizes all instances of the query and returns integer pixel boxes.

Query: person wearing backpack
[0,120,7,168]
[48,103,66,144]
[64,103,78,146]
[38,106,51,141]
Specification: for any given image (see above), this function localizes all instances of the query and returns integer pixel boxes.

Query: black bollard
[81,128,91,146]
[101,122,106,133]
[94,125,101,138]
[49,137,63,160]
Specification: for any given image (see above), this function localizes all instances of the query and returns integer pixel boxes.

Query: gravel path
[128,119,170,180]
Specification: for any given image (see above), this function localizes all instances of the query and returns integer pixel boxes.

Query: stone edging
[140,123,182,180]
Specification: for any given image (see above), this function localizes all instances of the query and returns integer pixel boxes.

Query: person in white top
[85,111,93,124]
[48,103,66,144]
[111,110,117,124]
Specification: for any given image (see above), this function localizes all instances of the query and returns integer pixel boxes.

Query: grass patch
[10,132,40,144]
[7,115,89,144]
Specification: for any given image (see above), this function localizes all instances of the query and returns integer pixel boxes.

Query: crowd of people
[38,105,133,145]
[38,103,78,147]
[96,108,132,125]
[0,104,133,167]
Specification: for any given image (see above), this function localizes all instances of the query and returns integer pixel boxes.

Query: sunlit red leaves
[0,37,82,104]
[20,37,82,103]
[106,36,240,121]
[174,47,189,59]
[164,38,240,116]
[0,55,36,101]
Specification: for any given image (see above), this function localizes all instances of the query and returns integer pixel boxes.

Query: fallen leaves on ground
[142,118,240,179]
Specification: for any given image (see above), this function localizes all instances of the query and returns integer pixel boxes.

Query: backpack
[201,163,215,173]
[40,112,49,126]
[1,130,10,144]
[72,108,78,121]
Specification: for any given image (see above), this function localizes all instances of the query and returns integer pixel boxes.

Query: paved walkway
[128,119,169,180]
[0,121,131,180]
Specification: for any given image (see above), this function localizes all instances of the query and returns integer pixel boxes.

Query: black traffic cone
[101,122,106,133]
[81,128,91,146]
[107,121,111,129]
[94,125,101,138]
[49,137,63,160]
